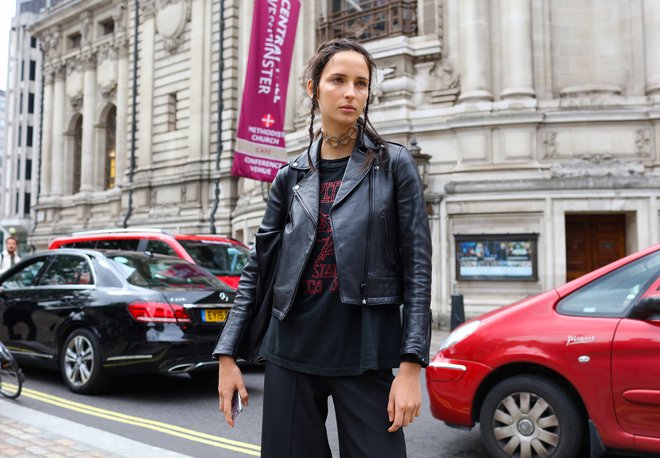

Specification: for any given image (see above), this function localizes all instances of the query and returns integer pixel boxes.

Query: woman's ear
[306,79,314,98]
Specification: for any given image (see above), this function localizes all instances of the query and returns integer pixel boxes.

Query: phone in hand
[231,390,243,420]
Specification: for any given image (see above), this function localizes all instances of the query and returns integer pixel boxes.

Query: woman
[214,38,432,458]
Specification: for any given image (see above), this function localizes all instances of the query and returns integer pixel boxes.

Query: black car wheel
[61,328,109,394]
[479,375,585,458]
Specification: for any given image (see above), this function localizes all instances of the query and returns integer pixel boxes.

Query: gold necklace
[321,126,358,147]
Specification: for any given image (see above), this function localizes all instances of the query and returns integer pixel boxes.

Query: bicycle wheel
[0,342,25,399]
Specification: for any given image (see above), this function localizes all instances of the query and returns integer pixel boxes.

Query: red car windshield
[178,240,249,277]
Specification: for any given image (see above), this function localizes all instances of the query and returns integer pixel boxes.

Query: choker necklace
[321,126,358,147]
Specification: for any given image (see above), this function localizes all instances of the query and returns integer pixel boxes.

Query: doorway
[565,214,626,281]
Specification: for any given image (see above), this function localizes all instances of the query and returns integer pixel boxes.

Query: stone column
[115,41,129,187]
[188,0,207,160]
[458,0,493,102]
[80,51,97,193]
[50,63,66,197]
[41,68,54,196]
[138,0,156,169]
[500,0,535,99]
[644,0,660,95]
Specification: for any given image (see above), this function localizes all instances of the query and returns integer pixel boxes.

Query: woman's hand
[218,356,248,427]
[387,362,422,432]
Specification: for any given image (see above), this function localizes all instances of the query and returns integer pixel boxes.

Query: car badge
[219,292,228,302]
[566,335,595,346]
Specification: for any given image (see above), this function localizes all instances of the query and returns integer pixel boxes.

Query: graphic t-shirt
[261,156,402,376]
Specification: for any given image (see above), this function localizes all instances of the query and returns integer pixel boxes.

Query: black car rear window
[105,254,226,290]
[178,240,249,276]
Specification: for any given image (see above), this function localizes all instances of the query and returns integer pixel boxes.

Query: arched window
[72,115,82,194]
[105,106,116,189]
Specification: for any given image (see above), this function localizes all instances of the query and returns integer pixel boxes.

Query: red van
[48,228,249,288]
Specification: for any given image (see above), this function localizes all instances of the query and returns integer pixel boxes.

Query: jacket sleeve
[391,145,433,366]
[212,165,290,358]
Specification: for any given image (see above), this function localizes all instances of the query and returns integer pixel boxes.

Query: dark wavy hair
[303,38,387,171]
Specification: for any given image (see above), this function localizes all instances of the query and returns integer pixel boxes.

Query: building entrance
[565,214,626,281]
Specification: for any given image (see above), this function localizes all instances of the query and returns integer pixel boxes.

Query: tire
[479,375,585,458]
[60,328,110,394]
[0,342,25,399]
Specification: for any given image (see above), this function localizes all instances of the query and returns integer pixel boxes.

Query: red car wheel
[479,375,585,458]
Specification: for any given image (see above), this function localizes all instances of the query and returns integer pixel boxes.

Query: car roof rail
[71,227,171,236]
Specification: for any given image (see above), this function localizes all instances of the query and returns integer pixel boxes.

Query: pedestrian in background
[0,236,21,274]
[214,38,432,458]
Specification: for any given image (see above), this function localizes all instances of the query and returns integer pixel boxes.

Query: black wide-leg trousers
[261,362,407,458]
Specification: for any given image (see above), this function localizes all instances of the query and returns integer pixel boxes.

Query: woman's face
[308,50,370,134]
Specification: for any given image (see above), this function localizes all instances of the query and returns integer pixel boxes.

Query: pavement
[0,328,450,457]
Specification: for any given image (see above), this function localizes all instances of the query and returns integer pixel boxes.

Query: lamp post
[409,137,431,190]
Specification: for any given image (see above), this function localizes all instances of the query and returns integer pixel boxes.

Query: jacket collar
[289,130,378,219]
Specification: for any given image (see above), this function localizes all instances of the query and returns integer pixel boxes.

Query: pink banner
[231,0,301,182]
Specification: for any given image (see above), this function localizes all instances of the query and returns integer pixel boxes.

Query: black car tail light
[127,301,191,324]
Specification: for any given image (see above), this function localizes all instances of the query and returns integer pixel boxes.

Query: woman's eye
[356,81,368,87]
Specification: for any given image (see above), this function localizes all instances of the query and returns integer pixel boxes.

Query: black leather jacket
[214,135,432,365]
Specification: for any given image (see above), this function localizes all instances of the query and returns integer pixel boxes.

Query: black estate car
[0,249,235,393]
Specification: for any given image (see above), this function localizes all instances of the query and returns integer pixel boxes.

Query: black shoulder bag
[235,167,300,361]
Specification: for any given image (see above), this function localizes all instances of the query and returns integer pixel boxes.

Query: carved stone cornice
[52,60,66,81]
[80,48,97,71]
[70,94,83,112]
[141,0,156,20]
[97,42,118,63]
[66,56,82,75]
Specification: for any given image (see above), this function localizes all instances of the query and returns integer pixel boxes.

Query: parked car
[0,249,235,394]
[48,228,250,288]
[427,243,660,458]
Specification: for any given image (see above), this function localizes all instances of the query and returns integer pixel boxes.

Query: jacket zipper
[286,189,317,313]
[381,210,397,265]
[361,167,373,304]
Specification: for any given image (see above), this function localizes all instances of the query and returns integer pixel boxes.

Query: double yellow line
[17,386,261,456]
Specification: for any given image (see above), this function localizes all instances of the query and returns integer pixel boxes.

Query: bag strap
[279,166,302,229]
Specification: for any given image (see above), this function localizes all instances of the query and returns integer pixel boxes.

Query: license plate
[202,309,229,323]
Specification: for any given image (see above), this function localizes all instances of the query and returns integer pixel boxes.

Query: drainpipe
[123,0,139,228]
[209,0,225,234]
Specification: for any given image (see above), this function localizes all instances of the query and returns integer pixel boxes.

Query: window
[20,61,24,81]
[17,126,22,146]
[146,240,176,256]
[30,36,37,48]
[61,241,97,249]
[557,251,660,318]
[68,32,81,50]
[167,93,178,131]
[39,255,93,286]
[178,240,250,276]
[1,258,48,289]
[318,0,418,43]
[28,93,34,114]
[16,159,20,180]
[23,192,31,215]
[73,116,82,193]
[104,105,116,189]
[29,60,36,81]
[26,159,32,180]
[26,125,33,147]
[19,93,23,114]
[96,239,140,251]
[99,18,115,36]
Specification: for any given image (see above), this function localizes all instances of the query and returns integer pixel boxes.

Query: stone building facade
[30,0,660,325]
[1,0,52,249]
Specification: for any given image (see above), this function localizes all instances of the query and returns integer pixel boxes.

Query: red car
[48,229,249,288]
[427,244,660,458]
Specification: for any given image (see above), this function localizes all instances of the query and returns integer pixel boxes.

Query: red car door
[612,278,660,438]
